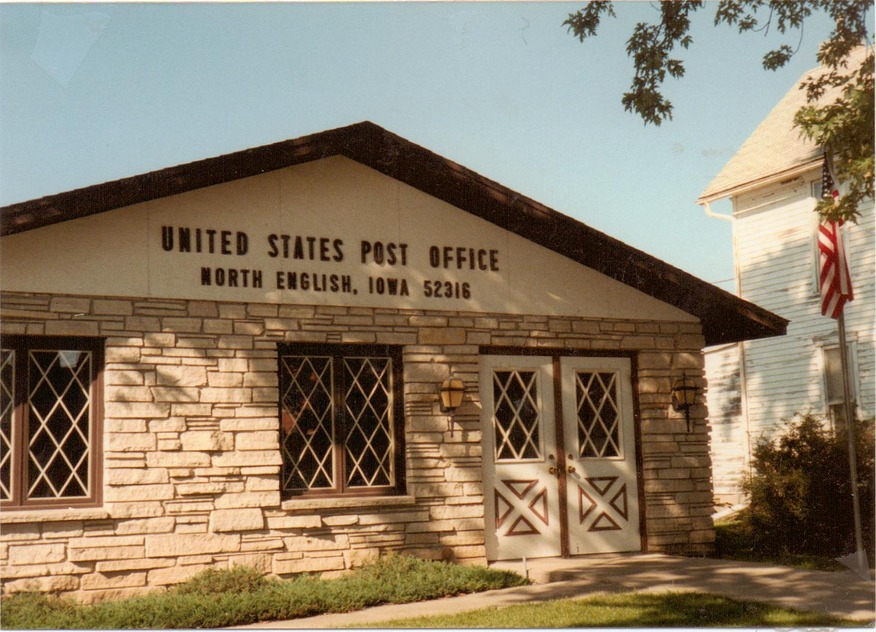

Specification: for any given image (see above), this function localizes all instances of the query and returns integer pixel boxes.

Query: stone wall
[0,292,713,601]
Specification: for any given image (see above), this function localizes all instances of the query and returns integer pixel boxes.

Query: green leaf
[763,45,793,70]
[565,0,874,219]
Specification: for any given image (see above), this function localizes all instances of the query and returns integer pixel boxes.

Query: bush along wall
[741,414,875,558]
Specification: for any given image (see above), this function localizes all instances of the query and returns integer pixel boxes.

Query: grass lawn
[369,590,863,628]
[3,526,870,629]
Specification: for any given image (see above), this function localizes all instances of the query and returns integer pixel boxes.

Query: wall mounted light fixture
[671,373,699,432]
[438,378,465,414]
[439,377,465,436]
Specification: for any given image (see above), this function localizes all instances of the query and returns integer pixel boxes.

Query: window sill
[1,507,111,524]
[281,495,416,512]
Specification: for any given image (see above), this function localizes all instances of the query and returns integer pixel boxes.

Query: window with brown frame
[278,344,405,497]
[0,336,104,509]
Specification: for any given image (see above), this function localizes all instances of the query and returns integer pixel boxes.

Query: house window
[0,336,104,509]
[823,344,857,431]
[278,344,404,497]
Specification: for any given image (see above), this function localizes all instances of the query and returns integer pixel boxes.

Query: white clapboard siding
[704,344,748,505]
[705,175,873,507]
[733,174,874,445]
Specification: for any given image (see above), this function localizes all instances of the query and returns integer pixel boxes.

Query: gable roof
[699,46,871,203]
[698,70,820,203]
[0,121,786,346]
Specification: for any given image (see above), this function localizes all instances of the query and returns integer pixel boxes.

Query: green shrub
[740,414,874,558]
[0,591,80,629]
[0,555,528,629]
[174,564,270,595]
[327,554,526,608]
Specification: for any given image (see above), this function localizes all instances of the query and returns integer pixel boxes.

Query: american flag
[818,157,854,319]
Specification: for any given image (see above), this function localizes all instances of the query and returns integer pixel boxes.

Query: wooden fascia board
[697,158,823,206]
[0,123,363,237]
[363,139,788,344]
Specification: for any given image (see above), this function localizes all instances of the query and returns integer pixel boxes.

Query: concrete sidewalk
[236,553,875,628]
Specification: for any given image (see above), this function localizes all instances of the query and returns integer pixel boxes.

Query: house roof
[699,47,870,203]
[698,72,820,203]
[0,121,787,346]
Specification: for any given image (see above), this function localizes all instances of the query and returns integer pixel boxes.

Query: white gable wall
[1,156,694,324]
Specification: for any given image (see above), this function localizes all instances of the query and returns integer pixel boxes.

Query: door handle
[567,464,577,474]
[548,466,558,476]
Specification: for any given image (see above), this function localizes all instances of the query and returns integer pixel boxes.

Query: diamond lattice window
[344,358,393,488]
[0,349,15,501]
[0,337,103,509]
[492,370,542,462]
[575,371,621,458]
[279,345,403,497]
[280,356,334,491]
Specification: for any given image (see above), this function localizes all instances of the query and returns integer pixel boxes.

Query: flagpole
[836,311,868,579]
[820,153,867,577]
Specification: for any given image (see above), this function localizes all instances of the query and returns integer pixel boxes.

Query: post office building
[0,122,786,601]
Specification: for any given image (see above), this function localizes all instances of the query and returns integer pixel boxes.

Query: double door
[480,355,641,560]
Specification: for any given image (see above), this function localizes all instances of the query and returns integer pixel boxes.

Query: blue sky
[0,2,840,289]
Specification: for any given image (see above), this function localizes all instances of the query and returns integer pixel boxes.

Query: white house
[698,53,875,506]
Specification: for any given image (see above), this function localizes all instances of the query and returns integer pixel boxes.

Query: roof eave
[0,122,375,237]
[698,157,823,206]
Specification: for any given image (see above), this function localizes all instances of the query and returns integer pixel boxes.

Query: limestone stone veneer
[0,292,714,602]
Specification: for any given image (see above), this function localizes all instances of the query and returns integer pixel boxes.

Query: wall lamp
[439,378,465,414]
[439,378,465,436]
[671,374,699,432]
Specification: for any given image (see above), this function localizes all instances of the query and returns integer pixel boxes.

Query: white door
[481,356,561,561]
[561,357,641,555]
[481,355,641,561]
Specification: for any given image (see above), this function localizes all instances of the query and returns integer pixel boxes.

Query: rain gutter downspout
[700,200,733,224]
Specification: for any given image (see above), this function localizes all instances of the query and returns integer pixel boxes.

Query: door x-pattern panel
[494,478,550,537]
[575,475,629,532]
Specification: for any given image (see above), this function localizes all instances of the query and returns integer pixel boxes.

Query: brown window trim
[0,335,104,510]
[277,342,406,499]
